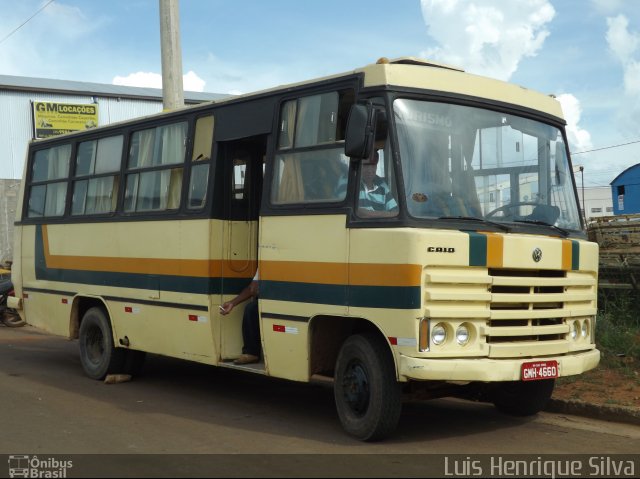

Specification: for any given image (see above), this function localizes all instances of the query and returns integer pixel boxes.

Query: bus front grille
[424,267,597,357]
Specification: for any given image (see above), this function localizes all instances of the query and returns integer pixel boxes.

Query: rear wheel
[492,379,555,416]
[334,333,402,441]
[79,307,126,380]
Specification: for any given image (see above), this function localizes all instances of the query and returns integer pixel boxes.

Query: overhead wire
[572,139,640,155]
[0,0,55,46]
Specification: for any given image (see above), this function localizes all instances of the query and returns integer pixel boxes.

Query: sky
[1,0,639,188]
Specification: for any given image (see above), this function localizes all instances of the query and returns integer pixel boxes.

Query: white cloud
[556,94,593,153]
[42,2,98,39]
[420,0,555,80]
[606,15,640,64]
[183,71,206,92]
[112,70,206,92]
[606,15,640,133]
[591,0,624,14]
[113,72,162,89]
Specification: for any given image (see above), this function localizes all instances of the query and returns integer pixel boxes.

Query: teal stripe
[467,231,487,266]
[34,225,251,295]
[260,280,421,310]
[571,240,580,270]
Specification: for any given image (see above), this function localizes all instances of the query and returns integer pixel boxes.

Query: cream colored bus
[10,58,599,440]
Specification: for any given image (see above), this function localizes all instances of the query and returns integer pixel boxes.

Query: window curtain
[456,129,482,216]
[160,123,187,165]
[295,96,320,147]
[166,168,183,209]
[134,129,155,168]
[49,144,71,179]
[278,101,297,148]
[89,176,117,214]
[274,154,304,203]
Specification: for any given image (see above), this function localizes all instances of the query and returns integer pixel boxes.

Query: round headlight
[570,320,579,340]
[456,324,470,346]
[581,320,589,338]
[432,323,447,345]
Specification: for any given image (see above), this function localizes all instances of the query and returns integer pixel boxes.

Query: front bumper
[398,349,600,382]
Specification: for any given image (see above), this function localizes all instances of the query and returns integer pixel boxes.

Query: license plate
[521,360,558,381]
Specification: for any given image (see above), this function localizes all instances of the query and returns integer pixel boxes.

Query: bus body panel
[259,214,349,381]
[16,219,257,365]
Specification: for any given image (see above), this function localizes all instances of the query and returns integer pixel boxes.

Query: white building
[578,186,614,220]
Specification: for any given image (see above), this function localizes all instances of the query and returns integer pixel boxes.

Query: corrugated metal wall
[0,90,163,180]
[0,179,21,263]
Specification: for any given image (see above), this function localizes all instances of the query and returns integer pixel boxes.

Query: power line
[573,139,640,155]
[0,0,55,46]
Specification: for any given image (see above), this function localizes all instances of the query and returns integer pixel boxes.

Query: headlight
[570,320,579,340]
[432,323,447,345]
[581,319,589,338]
[456,324,470,346]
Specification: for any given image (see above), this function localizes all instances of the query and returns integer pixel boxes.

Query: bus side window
[271,89,354,206]
[188,115,214,209]
[71,135,123,216]
[124,121,187,213]
[27,144,71,218]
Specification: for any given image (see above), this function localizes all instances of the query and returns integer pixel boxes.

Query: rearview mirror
[345,103,376,159]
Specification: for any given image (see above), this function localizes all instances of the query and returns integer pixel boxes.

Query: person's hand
[219,302,234,315]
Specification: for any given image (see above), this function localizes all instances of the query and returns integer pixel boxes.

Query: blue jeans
[242,299,260,357]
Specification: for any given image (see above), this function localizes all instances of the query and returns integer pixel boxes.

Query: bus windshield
[394,99,582,231]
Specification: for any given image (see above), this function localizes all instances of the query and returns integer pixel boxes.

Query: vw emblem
[532,248,543,262]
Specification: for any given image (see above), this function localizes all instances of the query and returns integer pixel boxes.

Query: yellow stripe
[485,232,504,268]
[262,260,422,287]
[561,239,572,271]
[42,225,256,278]
[42,226,421,286]
[261,260,348,285]
[350,263,422,287]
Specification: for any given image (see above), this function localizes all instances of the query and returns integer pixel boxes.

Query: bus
[9,57,600,441]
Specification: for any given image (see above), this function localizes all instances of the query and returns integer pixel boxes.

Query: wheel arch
[308,315,397,379]
[70,295,111,340]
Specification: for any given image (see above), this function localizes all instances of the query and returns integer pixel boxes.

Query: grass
[595,289,640,372]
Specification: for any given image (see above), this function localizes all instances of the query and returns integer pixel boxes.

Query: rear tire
[492,379,555,416]
[79,307,126,380]
[334,333,402,441]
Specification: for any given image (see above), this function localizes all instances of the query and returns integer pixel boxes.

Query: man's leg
[241,299,261,357]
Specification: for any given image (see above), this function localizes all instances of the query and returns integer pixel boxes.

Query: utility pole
[159,0,184,111]
[579,166,585,223]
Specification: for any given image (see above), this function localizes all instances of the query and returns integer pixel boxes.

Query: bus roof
[29,57,565,145]
[356,57,564,121]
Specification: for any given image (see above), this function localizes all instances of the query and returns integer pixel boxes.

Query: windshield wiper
[513,219,570,237]
[438,216,511,232]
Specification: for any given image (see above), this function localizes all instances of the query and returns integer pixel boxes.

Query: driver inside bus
[356,149,398,218]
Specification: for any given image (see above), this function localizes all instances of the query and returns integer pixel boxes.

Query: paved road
[1,325,638,477]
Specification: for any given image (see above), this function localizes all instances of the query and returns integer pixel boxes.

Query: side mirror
[345,103,376,159]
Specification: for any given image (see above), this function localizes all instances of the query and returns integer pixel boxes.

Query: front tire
[492,379,555,416]
[79,307,126,380]
[334,333,402,441]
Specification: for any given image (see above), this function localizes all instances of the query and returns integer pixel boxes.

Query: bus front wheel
[334,333,402,441]
[79,307,126,380]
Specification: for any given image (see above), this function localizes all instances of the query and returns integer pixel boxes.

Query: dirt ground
[553,358,640,409]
